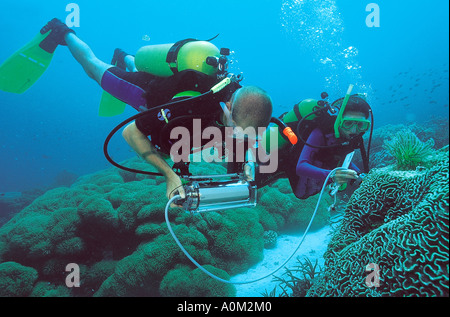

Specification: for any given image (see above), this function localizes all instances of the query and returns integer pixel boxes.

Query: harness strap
[166,35,221,75]
[293,103,303,121]
[166,38,198,75]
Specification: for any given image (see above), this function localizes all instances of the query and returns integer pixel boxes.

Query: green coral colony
[0,125,449,297]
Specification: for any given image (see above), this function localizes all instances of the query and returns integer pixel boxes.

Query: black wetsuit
[100,67,241,154]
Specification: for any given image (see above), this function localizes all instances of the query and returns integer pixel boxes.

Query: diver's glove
[40,18,76,52]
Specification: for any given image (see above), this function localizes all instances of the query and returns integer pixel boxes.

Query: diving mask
[341,117,371,132]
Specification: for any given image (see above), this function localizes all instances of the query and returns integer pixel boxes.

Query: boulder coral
[160,265,236,297]
[0,262,38,297]
[0,157,330,297]
[307,150,449,296]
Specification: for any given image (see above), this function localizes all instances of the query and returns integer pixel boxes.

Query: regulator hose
[103,77,235,177]
[103,90,214,176]
[165,167,347,284]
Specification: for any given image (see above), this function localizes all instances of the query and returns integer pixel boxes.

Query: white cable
[165,167,346,285]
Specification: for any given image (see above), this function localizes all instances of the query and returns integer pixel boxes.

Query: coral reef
[307,149,449,297]
[51,170,79,189]
[0,189,45,228]
[0,262,38,296]
[0,157,330,297]
[160,265,236,297]
[354,118,449,170]
[257,179,331,233]
[0,170,80,229]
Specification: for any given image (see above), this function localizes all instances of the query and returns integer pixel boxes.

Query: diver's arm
[122,122,186,200]
[296,129,332,182]
[296,129,357,185]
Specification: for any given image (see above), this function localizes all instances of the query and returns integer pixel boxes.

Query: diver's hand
[333,169,358,185]
[166,174,186,207]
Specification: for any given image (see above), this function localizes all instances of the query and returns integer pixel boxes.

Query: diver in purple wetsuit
[293,95,372,199]
[256,94,372,200]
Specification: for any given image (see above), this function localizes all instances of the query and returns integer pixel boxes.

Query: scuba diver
[261,89,373,199]
[294,94,371,199]
[0,18,274,203]
[0,18,374,285]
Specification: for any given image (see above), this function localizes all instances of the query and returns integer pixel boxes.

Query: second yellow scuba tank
[262,99,324,153]
[135,40,221,77]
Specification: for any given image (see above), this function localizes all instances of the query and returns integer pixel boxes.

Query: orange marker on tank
[283,127,298,145]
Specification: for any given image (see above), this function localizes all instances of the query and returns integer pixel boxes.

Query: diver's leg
[64,32,111,85]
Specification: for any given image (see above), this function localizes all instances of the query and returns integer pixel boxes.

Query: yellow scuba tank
[135,40,221,77]
[262,99,323,153]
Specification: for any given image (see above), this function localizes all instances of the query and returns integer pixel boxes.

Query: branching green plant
[383,129,435,170]
[260,287,277,297]
[261,257,321,297]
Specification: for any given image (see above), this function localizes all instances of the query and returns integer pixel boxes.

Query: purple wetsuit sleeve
[296,128,332,184]
[100,68,148,111]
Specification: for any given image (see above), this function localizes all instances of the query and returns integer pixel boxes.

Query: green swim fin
[0,30,55,94]
[98,91,127,117]
[98,49,128,117]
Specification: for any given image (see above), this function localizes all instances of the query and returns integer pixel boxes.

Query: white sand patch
[232,226,333,297]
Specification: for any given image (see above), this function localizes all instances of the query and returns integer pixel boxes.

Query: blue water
[0,0,448,192]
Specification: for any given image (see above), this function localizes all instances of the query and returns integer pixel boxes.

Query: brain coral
[307,150,449,297]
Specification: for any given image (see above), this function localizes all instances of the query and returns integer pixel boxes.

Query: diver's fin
[0,18,74,94]
[98,49,128,117]
[98,92,127,117]
[0,30,55,94]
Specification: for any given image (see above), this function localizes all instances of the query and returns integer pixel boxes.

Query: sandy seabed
[233,226,333,297]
